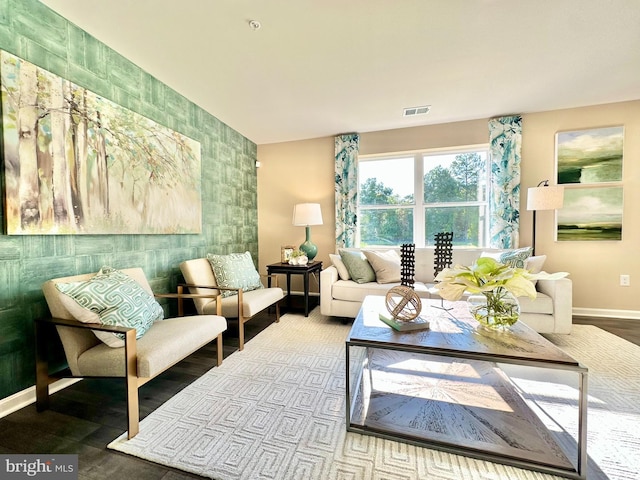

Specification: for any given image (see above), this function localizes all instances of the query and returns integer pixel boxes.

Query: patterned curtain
[488,115,522,248]
[335,134,359,249]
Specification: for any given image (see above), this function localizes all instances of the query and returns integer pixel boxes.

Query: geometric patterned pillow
[499,246,533,269]
[207,252,263,298]
[55,266,164,348]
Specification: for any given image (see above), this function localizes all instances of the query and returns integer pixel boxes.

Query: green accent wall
[0,0,258,399]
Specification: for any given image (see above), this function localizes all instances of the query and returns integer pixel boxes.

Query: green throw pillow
[56,267,164,348]
[499,247,533,269]
[339,250,376,284]
[207,251,263,298]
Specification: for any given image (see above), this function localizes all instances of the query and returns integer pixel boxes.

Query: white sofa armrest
[320,266,339,316]
[536,277,573,334]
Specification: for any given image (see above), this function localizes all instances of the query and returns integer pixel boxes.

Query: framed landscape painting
[556,186,623,241]
[1,50,202,235]
[556,126,623,185]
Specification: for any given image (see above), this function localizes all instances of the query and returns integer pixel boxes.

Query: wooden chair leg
[124,330,140,439]
[126,379,140,440]
[238,318,245,351]
[216,333,223,366]
[236,290,245,351]
[214,296,225,363]
[34,320,50,411]
[177,284,184,317]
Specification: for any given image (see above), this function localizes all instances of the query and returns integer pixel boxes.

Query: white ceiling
[40,0,640,145]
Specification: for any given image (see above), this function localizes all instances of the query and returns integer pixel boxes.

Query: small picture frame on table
[281,245,295,263]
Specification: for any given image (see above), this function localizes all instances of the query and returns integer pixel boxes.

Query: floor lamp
[527,180,564,255]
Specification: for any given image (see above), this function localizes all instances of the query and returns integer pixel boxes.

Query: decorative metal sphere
[385,285,422,322]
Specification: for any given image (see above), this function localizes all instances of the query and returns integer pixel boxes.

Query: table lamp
[292,203,323,261]
[527,180,564,255]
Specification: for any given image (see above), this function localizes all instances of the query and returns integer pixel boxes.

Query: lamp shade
[292,203,323,226]
[527,185,564,211]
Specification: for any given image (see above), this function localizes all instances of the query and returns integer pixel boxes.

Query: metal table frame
[345,296,588,480]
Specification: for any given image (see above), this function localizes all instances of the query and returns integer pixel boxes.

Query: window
[358,146,489,248]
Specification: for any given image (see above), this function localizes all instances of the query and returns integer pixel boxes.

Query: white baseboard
[573,307,640,320]
[0,378,82,419]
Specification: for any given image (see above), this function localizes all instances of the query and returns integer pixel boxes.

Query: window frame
[357,144,490,248]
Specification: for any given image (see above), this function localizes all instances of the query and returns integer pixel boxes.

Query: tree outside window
[358,149,488,247]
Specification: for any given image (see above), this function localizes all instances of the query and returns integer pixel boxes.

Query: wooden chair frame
[35,291,223,439]
[177,274,281,351]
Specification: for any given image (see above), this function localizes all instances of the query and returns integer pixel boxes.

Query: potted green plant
[288,249,308,266]
[434,257,567,330]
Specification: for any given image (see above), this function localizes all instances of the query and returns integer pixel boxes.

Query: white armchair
[180,258,284,350]
[38,267,227,439]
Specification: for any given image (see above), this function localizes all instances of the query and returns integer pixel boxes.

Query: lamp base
[299,241,317,262]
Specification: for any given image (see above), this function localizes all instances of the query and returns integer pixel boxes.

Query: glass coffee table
[346,295,588,480]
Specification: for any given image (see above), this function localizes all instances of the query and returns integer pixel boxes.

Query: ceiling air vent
[403,105,431,117]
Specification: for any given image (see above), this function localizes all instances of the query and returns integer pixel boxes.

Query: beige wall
[359,118,489,156]
[257,137,336,294]
[521,100,640,315]
[257,100,640,316]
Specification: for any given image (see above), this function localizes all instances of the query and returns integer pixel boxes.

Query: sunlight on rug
[109,310,640,480]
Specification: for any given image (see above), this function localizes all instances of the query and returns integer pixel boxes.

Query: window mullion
[414,153,425,247]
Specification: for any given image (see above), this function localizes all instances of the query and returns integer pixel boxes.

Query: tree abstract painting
[556,126,623,185]
[1,50,202,235]
[556,186,623,241]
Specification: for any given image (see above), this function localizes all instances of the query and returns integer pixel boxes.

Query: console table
[266,261,322,317]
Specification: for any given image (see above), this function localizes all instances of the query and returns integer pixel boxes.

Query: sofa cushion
[76,315,227,377]
[525,255,546,274]
[332,280,431,303]
[207,251,263,298]
[200,287,284,318]
[518,291,553,314]
[339,250,376,284]
[329,253,351,281]
[363,249,401,284]
[55,266,164,348]
[333,280,394,303]
[525,255,547,286]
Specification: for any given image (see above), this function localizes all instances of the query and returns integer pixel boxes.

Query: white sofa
[320,248,573,334]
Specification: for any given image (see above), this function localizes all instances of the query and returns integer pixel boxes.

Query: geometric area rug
[109,310,640,480]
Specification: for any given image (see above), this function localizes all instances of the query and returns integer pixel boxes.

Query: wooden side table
[266,261,322,317]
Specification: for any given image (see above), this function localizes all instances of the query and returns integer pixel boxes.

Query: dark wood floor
[572,315,640,346]
[0,311,637,480]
